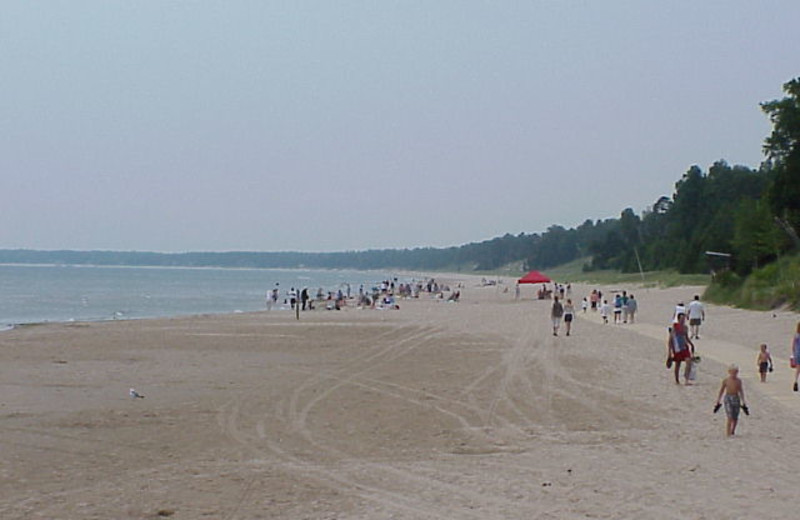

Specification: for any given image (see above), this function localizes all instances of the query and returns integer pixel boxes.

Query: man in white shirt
[687,295,705,339]
[673,302,686,322]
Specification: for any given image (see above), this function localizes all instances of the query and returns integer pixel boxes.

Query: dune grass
[705,254,800,310]
[531,258,709,287]
[472,257,710,287]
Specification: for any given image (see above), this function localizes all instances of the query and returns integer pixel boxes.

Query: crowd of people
[269,275,799,439]
[264,277,462,313]
[534,282,800,437]
[542,283,642,337]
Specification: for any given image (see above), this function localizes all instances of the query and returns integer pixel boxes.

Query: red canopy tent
[517,270,551,284]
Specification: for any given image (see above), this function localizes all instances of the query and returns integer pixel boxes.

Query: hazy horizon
[2,2,798,253]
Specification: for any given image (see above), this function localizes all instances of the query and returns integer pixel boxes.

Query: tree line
[588,77,799,276]
[0,222,606,272]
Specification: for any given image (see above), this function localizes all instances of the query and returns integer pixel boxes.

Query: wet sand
[2,278,799,519]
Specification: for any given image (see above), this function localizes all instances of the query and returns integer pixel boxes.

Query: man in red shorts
[670,312,696,385]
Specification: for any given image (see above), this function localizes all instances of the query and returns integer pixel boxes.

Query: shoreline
[0,268,483,331]
[0,265,448,331]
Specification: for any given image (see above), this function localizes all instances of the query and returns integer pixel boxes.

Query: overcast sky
[2,1,798,252]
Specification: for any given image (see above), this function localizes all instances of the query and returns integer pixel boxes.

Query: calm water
[0,264,398,328]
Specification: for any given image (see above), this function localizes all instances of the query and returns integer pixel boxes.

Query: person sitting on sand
[714,364,749,437]
[551,296,564,337]
[670,313,695,385]
[756,343,773,383]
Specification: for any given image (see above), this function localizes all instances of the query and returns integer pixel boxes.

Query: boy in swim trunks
[714,364,749,437]
[756,343,773,383]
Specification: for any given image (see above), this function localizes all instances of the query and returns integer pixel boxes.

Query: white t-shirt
[688,300,704,320]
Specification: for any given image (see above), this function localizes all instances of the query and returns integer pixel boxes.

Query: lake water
[0,264,400,328]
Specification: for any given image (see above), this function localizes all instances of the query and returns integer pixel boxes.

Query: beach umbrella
[517,270,551,284]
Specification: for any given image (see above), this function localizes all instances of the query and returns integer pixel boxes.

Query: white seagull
[129,388,145,399]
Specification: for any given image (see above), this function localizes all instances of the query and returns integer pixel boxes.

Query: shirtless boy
[756,343,773,383]
[714,364,749,437]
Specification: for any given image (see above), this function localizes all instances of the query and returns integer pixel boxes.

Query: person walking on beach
[621,291,629,323]
[673,301,686,322]
[756,343,773,383]
[551,296,564,337]
[670,313,695,385]
[599,299,610,324]
[515,282,520,300]
[688,295,705,339]
[613,294,623,324]
[714,364,749,437]
[563,299,575,336]
[300,287,309,311]
[626,294,638,323]
[792,322,800,392]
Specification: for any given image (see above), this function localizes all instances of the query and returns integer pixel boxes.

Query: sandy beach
[2,277,799,519]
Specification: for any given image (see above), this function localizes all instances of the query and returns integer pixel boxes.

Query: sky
[1,1,798,253]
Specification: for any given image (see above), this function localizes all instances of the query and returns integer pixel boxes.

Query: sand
[2,278,799,519]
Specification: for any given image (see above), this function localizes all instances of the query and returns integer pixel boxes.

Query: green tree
[732,199,781,274]
[761,77,800,231]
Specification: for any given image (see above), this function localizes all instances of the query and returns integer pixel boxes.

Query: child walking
[599,300,610,324]
[756,343,773,383]
[714,364,749,437]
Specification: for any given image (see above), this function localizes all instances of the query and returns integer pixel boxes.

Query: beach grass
[705,253,800,310]
[473,257,710,287]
